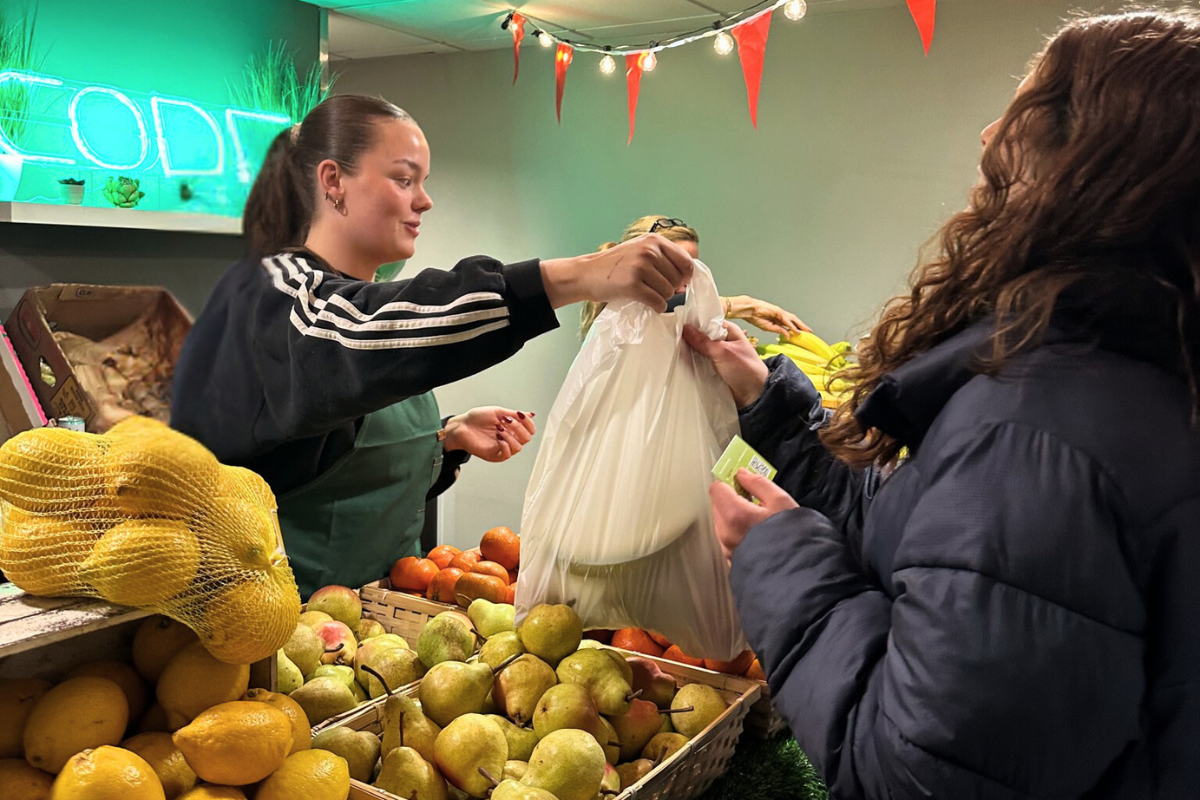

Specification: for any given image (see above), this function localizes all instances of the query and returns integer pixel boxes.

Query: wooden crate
[359,578,457,644]
[324,651,761,800]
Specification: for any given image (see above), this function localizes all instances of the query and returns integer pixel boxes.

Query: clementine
[480,527,521,570]
[745,658,767,681]
[703,650,755,675]
[447,550,482,573]
[503,582,516,605]
[390,556,440,593]
[471,560,510,584]
[647,631,672,649]
[454,572,507,607]
[427,544,461,570]
[426,567,465,604]
[661,645,705,668]
[612,628,664,657]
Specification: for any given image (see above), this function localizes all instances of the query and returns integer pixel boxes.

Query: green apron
[277,393,443,599]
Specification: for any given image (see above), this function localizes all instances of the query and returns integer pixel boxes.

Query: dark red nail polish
[517,411,526,420]
[530,412,536,417]
[495,424,504,431]
[496,434,503,441]
[503,416,514,423]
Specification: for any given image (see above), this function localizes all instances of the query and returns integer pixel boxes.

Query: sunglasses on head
[649,218,687,233]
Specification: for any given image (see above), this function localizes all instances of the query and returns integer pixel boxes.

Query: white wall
[334,0,1136,547]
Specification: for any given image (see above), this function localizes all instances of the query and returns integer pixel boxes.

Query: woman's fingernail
[496,434,503,442]
[517,411,526,420]
[530,412,536,417]
[495,424,504,431]
[503,416,515,423]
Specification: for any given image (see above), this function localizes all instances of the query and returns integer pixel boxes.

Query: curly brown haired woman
[686,9,1200,799]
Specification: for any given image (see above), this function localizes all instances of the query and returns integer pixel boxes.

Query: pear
[352,680,369,703]
[532,683,602,740]
[276,650,303,694]
[433,713,508,798]
[576,639,605,650]
[289,676,357,725]
[381,694,442,765]
[299,610,333,629]
[420,661,495,728]
[670,684,727,738]
[418,613,477,669]
[517,604,582,665]
[375,743,449,800]
[659,715,674,733]
[310,664,356,688]
[312,726,381,782]
[641,732,688,762]
[595,716,620,765]
[626,657,677,709]
[556,649,636,716]
[493,655,557,726]
[479,631,525,669]
[608,699,666,762]
[283,623,324,677]
[307,584,363,633]
[492,779,557,800]
[600,762,620,794]
[358,644,425,698]
[522,728,605,800]
[600,648,633,686]
[503,759,528,781]
[358,618,387,640]
[616,758,656,790]
[468,599,516,639]
[487,716,539,762]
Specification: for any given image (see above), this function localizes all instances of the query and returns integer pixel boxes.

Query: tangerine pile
[592,627,766,681]
[388,526,520,608]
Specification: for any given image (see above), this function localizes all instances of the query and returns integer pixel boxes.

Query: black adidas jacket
[170,249,558,495]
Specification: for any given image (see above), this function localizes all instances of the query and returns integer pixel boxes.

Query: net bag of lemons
[0,416,299,664]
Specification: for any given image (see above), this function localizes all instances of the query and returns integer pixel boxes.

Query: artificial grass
[698,734,828,800]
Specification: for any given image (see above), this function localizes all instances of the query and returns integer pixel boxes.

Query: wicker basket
[325,650,761,800]
[359,578,458,643]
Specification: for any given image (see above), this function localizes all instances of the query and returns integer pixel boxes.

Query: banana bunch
[757,331,854,408]
[102,176,145,209]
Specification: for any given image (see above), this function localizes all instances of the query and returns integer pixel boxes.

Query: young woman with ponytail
[171,95,694,597]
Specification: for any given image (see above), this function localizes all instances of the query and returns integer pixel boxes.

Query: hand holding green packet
[712,434,777,502]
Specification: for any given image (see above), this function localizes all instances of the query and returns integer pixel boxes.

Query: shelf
[0,582,148,659]
[0,201,242,235]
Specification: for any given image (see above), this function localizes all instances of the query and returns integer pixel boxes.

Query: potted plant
[57,177,84,204]
[102,176,144,209]
[0,5,48,201]
[227,41,335,122]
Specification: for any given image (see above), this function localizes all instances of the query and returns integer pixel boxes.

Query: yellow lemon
[139,703,173,734]
[0,428,108,515]
[108,416,170,438]
[156,642,249,730]
[0,506,97,597]
[241,689,311,754]
[172,701,292,786]
[24,676,129,774]
[122,732,198,800]
[0,757,54,800]
[218,466,278,514]
[132,616,199,681]
[198,495,278,570]
[199,574,300,665]
[106,430,219,519]
[49,746,165,800]
[80,519,200,606]
[254,750,350,800]
[66,660,148,725]
[0,677,51,758]
[176,786,247,800]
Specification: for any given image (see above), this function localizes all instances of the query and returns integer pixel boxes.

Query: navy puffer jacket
[731,282,1200,799]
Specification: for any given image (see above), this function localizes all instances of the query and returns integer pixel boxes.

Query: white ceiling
[306,0,908,61]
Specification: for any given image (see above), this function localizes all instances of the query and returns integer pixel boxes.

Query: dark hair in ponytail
[243,94,415,256]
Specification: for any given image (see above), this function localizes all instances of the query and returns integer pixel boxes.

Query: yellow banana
[784,331,837,361]
[763,342,832,368]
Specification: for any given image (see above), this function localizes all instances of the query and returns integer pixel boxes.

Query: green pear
[352,680,369,703]
[659,714,674,733]
[517,604,582,665]
[312,726,381,782]
[531,683,601,740]
[670,684,727,738]
[600,763,620,794]
[375,744,449,800]
[468,599,516,639]
[494,655,557,726]
[487,716,539,762]
[608,699,665,761]
[358,644,425,698]
[310,664,356,689]
[433,713,508,798]
[502,760,528,781]
[616,758,656,790]
[601,648,633,685]
[595,716,620,765]
[627,657,677,709]
[641,732,688,762]
[308,585,364,633]
[492,779,557,800]
[479,631,525,669]
[276,650,303,694]
[381,694,441,764]
[419,661,495,728]
[358,618,387,640]
[556,649,636,716]
[521,728,605,800]
[289,676,357,725]
[299,610,333,629]
[576,639,605,650]
[418,613,477,669]
[283,622,324,677]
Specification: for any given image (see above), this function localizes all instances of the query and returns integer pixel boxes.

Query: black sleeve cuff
[503,259,560,339]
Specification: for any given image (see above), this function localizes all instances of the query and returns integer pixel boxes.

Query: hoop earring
[324,192,346,214]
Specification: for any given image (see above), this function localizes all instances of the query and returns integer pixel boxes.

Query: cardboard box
[4,285,192,432]
[0,324,47,441]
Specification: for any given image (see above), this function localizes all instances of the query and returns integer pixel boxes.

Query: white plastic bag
[516,260,748,660]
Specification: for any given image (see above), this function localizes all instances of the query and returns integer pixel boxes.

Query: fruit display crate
[359,578,457,643]
[325,651,762,800]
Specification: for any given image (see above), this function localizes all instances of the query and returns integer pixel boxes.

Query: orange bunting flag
[732,11,773,128]
[906,0,937,55]
[625,53,647,144]
[555,43,574,123]
[510,12,526,83]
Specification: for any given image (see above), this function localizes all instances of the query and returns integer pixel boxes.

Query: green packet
[712,434,777,502]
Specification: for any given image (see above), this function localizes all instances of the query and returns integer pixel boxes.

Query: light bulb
[642,51,657,71]
[599,54,616,74]
[538,31,553,47]
[713,31,734,55]
[784,0,807,21]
